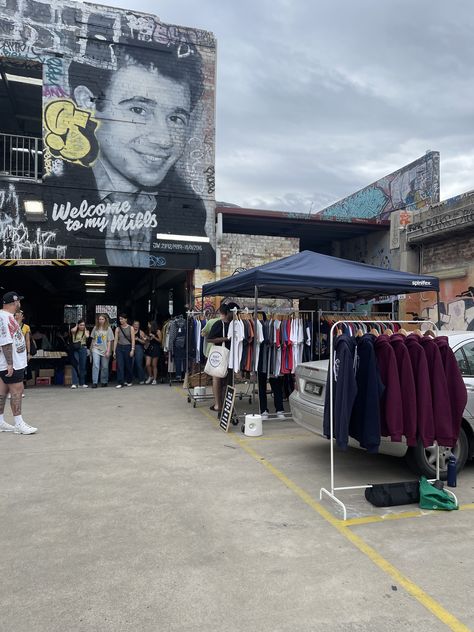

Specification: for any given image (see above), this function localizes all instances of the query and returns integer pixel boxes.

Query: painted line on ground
[344,503,474,527]
[176,388,472,632]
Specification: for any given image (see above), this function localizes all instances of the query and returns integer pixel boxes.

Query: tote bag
[204,323,229,378]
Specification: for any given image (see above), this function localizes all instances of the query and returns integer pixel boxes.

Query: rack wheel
[239,394,243,400]
[248,397,252,404]
[187,396,191,403]
[193,402,196,408]
[241,424,245,433]
[231,417,239,426]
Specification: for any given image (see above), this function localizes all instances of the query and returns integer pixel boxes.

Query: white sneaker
[151,379,157,385]
[0,421,15,432]
[145,377,153,385]
[116,384,123,389]
[139,381,145,385]
[71,385,77,389]
[7,393,10,399]
[125,383,132,387]
[261,411,269,420]
[276,411,286,419]
[14,421,37,435]
[82,384,89,389]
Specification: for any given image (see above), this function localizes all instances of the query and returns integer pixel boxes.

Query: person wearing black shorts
[0,292,37,435]
[145,321,162,385]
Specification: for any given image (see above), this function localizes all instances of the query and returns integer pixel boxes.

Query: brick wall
[220,233,300,277]
[0,0,216,270]
[422,234,474,273]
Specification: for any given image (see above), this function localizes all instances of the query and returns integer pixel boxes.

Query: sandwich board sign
[219,386,236,432]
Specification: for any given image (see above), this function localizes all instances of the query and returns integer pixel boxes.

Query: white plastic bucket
[244,414,263,437]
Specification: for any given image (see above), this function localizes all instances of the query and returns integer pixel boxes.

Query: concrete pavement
[0,384,472,631]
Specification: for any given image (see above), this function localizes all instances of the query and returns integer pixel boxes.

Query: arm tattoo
[0,394,6,415]
[2,344,13,365]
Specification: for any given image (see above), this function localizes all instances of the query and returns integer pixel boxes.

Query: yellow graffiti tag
[44,100,98,166]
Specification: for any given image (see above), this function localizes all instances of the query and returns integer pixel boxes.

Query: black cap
[2,291,24,305]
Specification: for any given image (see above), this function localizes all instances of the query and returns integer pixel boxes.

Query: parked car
[290,333,474,478]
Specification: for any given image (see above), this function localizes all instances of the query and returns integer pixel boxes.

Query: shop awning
[202,250,439,300]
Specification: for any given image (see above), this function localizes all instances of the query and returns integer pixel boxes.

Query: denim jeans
[133,345,146,382]
[92,350,110,385]
[72,346,88,386]
[117,344,133,385]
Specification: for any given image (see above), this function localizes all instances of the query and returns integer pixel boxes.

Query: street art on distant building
[317,152,440,221]
[404,275,474,331]
[0,0,216,270]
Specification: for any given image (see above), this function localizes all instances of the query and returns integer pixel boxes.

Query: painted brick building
[0,0,216,271]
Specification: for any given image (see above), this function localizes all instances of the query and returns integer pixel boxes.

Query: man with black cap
[0,292,37,435]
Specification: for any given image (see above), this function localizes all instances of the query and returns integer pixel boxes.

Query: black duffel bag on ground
[365,481,420,507]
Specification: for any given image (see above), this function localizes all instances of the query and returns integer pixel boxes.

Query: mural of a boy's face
[75,64,192,189]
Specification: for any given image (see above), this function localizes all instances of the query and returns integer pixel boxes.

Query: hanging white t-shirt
[0,310,27,370]
[254,320,264,371]
[227,320,244,372]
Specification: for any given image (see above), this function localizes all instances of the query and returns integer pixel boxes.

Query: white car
[290,333,474,478]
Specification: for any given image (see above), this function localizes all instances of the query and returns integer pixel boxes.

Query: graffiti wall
[317,152,440,221]
[0,0,216,269]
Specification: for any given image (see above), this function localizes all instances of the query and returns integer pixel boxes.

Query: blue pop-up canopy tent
[202,250,439,301]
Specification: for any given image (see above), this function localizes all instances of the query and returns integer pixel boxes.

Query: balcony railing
[0,133,43,180]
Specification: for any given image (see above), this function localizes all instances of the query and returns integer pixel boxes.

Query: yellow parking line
[176,388,471,631]
[344,503,474,527]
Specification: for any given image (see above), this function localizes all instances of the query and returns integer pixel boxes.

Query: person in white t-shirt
[0,292,37,435]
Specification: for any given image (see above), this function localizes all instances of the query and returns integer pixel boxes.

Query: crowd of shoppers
[68,314,165,389]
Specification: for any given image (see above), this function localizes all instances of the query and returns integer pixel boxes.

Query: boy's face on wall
[93,64,192,189]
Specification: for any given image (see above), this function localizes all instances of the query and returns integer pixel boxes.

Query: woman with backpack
[145,321,162,385]
[70,319,90,389]
[90,313,114,388]
[113,314,135,389]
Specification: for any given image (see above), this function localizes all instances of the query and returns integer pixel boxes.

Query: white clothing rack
[319,320,458,520]
[185,310,214,407]
[317,310,394,359]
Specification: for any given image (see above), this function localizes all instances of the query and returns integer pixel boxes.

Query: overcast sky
[100,0,474,212]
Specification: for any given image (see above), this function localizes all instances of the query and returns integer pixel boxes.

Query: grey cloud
[100,0,474,210]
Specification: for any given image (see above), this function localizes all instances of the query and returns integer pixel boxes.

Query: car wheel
[405,427,469,480]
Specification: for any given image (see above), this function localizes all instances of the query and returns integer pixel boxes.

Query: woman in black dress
[145,321,162,385]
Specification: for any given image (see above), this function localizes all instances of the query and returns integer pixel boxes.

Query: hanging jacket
[418,336,453,446]
[349,334,383,453]
[390,334,417,447]
[323,334,358,450]
[374,334,403,442]
[405,335,435,448]
[433,336,468,447]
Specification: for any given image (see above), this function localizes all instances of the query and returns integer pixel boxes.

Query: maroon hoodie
[405,334,435,448]
[434,336,467,445]
[390,334,417,447]
[419,336,454,446]
[374,334,403,442]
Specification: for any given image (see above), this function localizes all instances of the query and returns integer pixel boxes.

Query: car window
[456,343,474,376]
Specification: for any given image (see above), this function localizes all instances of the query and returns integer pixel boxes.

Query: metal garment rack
[167,315,186,386]
[319,320,459,520]
[185,310,214,407]
[229,307,255,404]
[317,310,394,359]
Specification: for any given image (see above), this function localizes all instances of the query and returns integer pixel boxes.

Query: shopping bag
[204,344,229,378]
[419,477,458,511]
[365,481,420,507]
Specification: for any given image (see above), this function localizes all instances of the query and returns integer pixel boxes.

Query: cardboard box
[35,377,51,386]
[64,376,72,386]
[39,369,55,378]
[64,365,73,376]
[26,370,36,387]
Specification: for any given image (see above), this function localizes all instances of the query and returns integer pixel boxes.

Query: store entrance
[0,265,189,333]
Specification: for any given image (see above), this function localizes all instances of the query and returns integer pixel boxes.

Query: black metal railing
[0,132,43,179]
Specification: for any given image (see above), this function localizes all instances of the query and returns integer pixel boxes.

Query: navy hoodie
[349,334,384,453]
[405,335,435,448]
[434,336,468,446]
[390,334,417,446]
[323,334,357,450]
